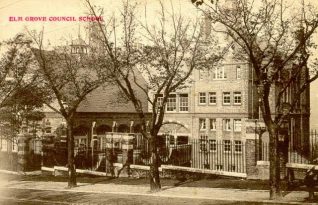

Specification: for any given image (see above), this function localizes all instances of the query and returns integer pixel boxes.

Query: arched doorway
[117,124,129,133]
[73,125,89,148]
[96,124,112,135]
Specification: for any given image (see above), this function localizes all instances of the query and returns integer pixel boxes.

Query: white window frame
[155,94,163,111]
[199,69,209,81]
[234,140,242,153]
[1,138,8,152]
[210,119,216,131]
[209,139,217,152]
[179,94,189,112]
[199,118,207,131]
[234,92,242,105]
[223,92,231,105]
[224,119,231,131]
[200,135,208,152]
[12,138,18,152]
[236,65,242,79]
[209,92,217,105]
[199,92,207,105]
[223,140,231,152]
[234,119,242,132]
[166,94,177,112]
[213,67,227,79]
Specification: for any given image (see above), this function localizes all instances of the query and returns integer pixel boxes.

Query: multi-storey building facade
[156,51,257,141]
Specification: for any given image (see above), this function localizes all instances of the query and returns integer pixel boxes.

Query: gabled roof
[77,68,149,114]
[32,47,149,114]
[76,81,149,113]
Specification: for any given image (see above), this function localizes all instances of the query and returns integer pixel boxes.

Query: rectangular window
[234,119,242,132]
[236,65,242,79]
[200,135,208,152]
[223,92,231,105]
[199,69,209,80]
[199,92,207,104]
[235,140,242,152]
[199,118,207,130]
[167,94,176,111]
[1,138,7,151]
[213,67,227,79]
[224,140,231,152]
[12,138,18,152]
[210,119,216,130]
[234,92,242,105]
[224,119,231,131]
[209,139,217,151]
[209,92,216,104]
[155,94,163,111]
[179,94,189,112]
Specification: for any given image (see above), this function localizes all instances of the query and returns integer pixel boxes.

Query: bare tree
[29,31,104,188]
[86,0,221,191]
[191,0,318,199]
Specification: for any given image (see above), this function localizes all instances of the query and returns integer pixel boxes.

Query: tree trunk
[268,124,282,200]
[149,135,161,192]
[67,119,77,188]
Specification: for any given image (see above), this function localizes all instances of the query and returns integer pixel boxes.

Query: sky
[0,0,318,129]
[0,0,200,46]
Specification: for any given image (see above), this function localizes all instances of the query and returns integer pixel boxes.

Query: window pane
[199,118,206,130]
[167,94,176,111]
[236,65,242,79]
[155,94,163,111]
[235,140,242,152]
[199,69,209,80]
[224,119,231,131]
[209,92,216,104]
[234,119,242,131]
[224,140,231,152]
[1,139,7,151]
[199,92,206,104]
[223,92,231,104]
[209,139,216,151]
[210,119,216,130]
[179,94,189,111]
[234,92,242,105]
[200,135,208,152]
[213,67,227,79]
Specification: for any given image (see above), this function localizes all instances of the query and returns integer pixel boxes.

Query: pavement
[0,176,317,205]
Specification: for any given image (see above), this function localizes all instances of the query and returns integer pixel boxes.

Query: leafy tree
[191,0,318,199]
[0,34,39,147]
[86,0,221,191]
[1,85,45,140]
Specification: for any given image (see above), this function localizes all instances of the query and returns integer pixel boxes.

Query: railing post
[245,139,257,178]
[105,134,115,177]
[17,134,30,172]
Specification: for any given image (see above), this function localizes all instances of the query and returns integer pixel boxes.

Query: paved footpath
[0,178,316,204]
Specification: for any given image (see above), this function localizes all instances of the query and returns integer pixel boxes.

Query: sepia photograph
[1,0,318,204]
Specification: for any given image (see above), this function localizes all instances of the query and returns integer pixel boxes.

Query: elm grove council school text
[8,16,104,22]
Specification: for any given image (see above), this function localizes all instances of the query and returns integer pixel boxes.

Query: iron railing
[43,137,247,173]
